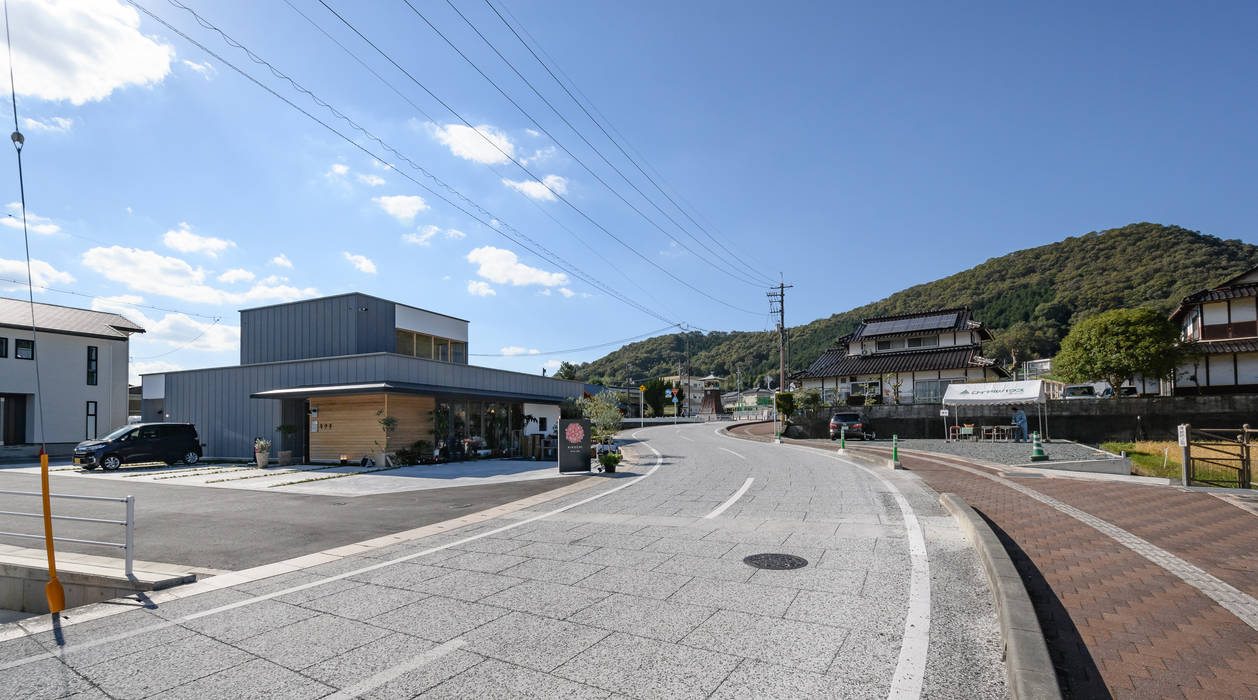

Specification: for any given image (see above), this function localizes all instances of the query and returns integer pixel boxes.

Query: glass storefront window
[396,330,414,355]
[451,341,466,364]
[437,339,450,362]
[414,333,434,359]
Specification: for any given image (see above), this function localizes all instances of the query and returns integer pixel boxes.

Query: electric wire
[437,0,769,288]
[0,277,221,319]
[4,0,45,451]
[491,1,774,285]
[468,324,676,357]
[131,317,223,360]
[130,0,680,330]
[277,0,669,311]
[314,0,762,315]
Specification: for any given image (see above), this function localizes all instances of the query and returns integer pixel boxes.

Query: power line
[0,277,221,319]
[131,0,679,330]
[131,317,223,360]
[436,0,768,289]
[314,0,762,316]
[469,324,676,357]
[477,0,775,287]
[488,0,775,287]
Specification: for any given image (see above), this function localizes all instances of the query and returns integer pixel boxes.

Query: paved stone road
[0,422,1007,699]
[733,422,1258,699]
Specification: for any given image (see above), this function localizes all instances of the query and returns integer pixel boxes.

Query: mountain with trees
[568,223,1258,387]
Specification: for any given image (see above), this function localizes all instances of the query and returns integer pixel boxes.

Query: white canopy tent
[941,380,1049,440]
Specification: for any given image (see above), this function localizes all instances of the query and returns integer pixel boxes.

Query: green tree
[581,390,623,440]
[642,378,667,417]
[554,361,579,380]
[799,388,822,415]
[1054,307,1181,392]
[986,321,1058,371]
[775,392,797,420]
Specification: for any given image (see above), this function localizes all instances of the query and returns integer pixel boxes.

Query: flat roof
[251,381,562,404]
[239,291,469,323]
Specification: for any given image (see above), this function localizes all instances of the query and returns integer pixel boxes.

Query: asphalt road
[3,421,1009,699]
[0,467,584,571]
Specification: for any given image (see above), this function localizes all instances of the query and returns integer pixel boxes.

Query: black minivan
[74,423,202,471]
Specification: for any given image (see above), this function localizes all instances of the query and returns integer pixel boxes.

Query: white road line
[897,447,1258,632]
[704,477,754,519]
[719,447,745,460]
[677,434,694,442]
[324,638,465,699]
[2,441,667,671]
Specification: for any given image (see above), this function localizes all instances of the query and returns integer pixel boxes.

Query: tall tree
[554,361,579,380]
[1054,307,1181,391]
[642,378,667,417]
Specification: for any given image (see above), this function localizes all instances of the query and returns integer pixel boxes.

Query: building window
[0,337,6,357]
[875,339,905,351]
[15,339,33,360]
[907,336,939,348]
[537,417,547,433]
[396,329,415,355]
[436,338,450,362]
[85,401,98,440]
[87,346,98,385]
[451,341,466,364]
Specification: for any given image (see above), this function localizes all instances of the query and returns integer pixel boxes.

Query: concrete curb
[720,425,906,469]
[940,492,1062,700]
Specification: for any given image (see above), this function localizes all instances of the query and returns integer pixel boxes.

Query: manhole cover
[743,553,808,570]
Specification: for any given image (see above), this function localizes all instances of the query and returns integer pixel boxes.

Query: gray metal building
[141,293,583,460]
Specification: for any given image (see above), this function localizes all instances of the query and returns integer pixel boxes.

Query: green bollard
[893,434,898,461]
[1029,432,1048,462]
[840,427,846,450]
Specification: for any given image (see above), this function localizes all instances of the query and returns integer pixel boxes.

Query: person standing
[1010,406,1028,443]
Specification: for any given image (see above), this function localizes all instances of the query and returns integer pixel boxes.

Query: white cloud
[271,254,293,269]
[81,246,316,305]
[518,146,555,166]
[537,289,551,297]
[466,246,567,287]
[8,0,174,105]
[92,297,239,355]
[22,116,72,132]
[162,223,235,258]
[260,274,288,285]
[1,202,61,235]
[217,268,254,284]
[372,194,428,223]
[343,251,377,274]
[403,225,440,247]
[501,174,567,202]
[129,359,181,385]
[325,163,349,181]
[0,257,75,291]
[181,59,215,78]
[446,228,466,240]
[558,287,576,298]
[357,173,386,187]
[543,359,562,369]
[467,280,496,297]
[428,123,515,164]
[499,346,541,356]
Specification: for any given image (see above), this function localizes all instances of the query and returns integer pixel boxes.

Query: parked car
[1099,386,1140,398]
[74,423,202,471]
[829,412,874,440]
[1062,384,1097,399]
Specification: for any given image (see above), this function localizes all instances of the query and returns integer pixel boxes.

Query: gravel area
[881,438,1120,466]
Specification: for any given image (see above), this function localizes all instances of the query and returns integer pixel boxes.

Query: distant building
[0,297,143,449]
[1169,265,1258,394]
[798,308,1008,404]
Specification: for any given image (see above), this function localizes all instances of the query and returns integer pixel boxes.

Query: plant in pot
[375,410,398,467]
[597,451,622,473]
[253,437,272,468]
[274,424,298,466]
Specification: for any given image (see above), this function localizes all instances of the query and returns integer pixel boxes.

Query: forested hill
[569,223,1258,387]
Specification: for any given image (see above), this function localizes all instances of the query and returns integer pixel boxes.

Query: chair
[981,425,996,441]
[960,424,975,440]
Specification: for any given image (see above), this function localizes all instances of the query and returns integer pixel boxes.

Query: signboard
[639,385,646,391]
[665,389,673,398]
[672,396,678,403]
[942,380,1045,405]
[558,419,591,473]
[1177,424,1188,448]
[939,409,949,417]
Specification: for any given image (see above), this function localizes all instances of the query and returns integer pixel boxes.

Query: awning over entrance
[943,380,1046,406]
[250,381,563,404]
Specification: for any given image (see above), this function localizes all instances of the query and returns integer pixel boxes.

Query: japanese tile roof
[1168,263,1258,322]
[0,297,144,338]
[1195,338,1258,354]
[848,307,992,341]
[801,345,1009,378]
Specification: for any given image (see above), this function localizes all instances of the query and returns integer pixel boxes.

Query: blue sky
[5,0,1257,382]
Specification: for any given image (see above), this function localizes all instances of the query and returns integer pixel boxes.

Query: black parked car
[829,412,875,440]
[74,423,202,471]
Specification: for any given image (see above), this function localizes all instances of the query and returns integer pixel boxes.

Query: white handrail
[0,490,135,576]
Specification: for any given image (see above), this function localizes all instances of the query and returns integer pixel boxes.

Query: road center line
[2,438,666,671]
[704,477,754,519]
[719,447,745,460]
[325,638,465,699]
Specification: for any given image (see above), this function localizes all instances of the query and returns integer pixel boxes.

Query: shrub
[598,452,622,469]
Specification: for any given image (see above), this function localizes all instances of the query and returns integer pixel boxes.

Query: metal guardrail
[0,489,135,576]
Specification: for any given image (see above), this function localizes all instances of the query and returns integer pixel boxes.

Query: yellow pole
[40,452,65,612]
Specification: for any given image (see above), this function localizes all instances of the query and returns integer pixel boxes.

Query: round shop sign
[565,422,585,444]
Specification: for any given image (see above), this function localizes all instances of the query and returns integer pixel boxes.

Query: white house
[798,308,1008,404]
[0,297,143,451]
[1168,264,1258,394]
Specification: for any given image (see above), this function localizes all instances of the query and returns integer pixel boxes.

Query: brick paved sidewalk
[728,423,1258,699]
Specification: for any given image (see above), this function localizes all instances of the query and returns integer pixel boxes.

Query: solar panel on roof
[862,312,957,336]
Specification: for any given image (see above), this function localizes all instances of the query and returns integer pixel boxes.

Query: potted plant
[598,451,621,473]
[375,410,398,467]
[254,437,271,468]
[275,424,298,466]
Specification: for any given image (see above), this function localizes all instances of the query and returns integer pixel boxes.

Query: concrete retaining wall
[801,395,1258,443]
[0,561,195,613]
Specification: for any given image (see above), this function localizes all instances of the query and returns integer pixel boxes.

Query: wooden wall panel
[384,394,435,450]
[307,393,435,461]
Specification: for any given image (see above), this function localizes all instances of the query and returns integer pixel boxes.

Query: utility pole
[766,277,793,397]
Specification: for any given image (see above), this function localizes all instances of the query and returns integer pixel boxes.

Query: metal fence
[1181,424,1253,489]
[0,490,136,576]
